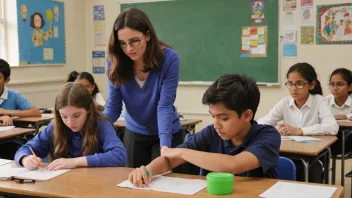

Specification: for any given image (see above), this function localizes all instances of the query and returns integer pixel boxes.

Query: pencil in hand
[29,147,43,170]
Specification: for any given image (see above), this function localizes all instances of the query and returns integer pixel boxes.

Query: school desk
[331,122,352,187]
[280,136,337,183]
[114,119,203,134]
[13,117,53,133]
[0,166,344,198]
[0,128,36,145]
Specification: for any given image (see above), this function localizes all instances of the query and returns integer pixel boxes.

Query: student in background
[104,8,182,169]
[258,62,338,183]
[326,68,352,158]
[67,71,106,107]
[15,83,126,170]
[0,59,41,159]
[128,74,281,187]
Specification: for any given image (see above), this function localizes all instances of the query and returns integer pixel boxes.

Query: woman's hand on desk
[47,158,79,171]
[22,155,42,170]
[128,165,152,188]
[0,115,13,126]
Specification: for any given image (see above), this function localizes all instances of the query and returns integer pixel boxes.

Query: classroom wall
[3,0,87,107]
[90,0,352,130]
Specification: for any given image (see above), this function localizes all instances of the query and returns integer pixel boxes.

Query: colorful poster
[316,3,352,44]
[301,6,313,25]
[92,51,105,74]
[283,0,297,10]
[240,26,267,58]
[282,30,296,43]
[16,0,65,65]
[283,44,297,58]
[93,5,106,46]
[301,26,314,44]
[301,0,313,7]
[251,0,264,23]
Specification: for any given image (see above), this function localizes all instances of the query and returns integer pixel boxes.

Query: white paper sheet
[0,126,15,131]
[260,181,337,198]
[0,159,12,166]
[289,136,321,143]
[117,176,207,195]
[0,167,70,181]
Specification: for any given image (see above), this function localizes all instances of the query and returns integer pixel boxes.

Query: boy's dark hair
[0,59,11,80]
[287,62,323,95]
[202,74,260,120]
[330,68,352,95]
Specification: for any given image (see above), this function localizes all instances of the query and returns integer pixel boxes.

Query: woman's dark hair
[76,72,100,97]
[287,62,323,95]
[330,68,352,95]
[66,71,79,83]
[108,8,168,86]
[30,12,45,29]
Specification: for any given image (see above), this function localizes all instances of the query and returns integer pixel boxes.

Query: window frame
[0,0,6,60]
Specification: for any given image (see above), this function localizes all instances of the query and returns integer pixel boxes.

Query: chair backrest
[278,156,296,181]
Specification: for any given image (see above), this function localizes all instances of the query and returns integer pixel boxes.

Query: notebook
[0,167,70,181]
[0,159,13,166]
[0,126,15,131]
[289,136,321,143]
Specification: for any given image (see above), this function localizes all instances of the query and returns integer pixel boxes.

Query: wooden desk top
[0,167,344,198]
[13,117,53,123]
[338,122,352,128]
[0,128,36,140]
[280,136,337,156]
[114,119,202,128]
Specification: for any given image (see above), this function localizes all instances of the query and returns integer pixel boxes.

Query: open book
[0,167,70,181]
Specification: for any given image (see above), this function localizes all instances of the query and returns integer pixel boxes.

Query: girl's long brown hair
[108,8,168,86]
[53,83,101,159]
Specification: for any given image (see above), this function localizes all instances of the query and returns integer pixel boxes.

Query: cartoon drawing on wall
[17,0,65,65]
[251,0,264,23]
[30,12,52,47]
[317,3,352,44]
[54,5,59,22]
[20,4,28,21]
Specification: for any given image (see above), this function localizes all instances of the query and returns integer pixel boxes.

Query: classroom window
[0,0,5,59]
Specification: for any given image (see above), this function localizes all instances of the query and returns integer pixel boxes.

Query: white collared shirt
[93,92,106,106]
[0,86,9,106]
[326,94,352,118]
[258,94,338,135]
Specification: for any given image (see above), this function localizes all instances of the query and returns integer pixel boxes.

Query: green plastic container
[206,172,234,195]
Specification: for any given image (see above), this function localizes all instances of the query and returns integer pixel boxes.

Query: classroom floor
[331,159,352,198]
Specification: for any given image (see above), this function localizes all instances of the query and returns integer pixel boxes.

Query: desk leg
[300,159,309,182]
[332,155,336,185]
[342,129,345,187]
[324,148,331,184]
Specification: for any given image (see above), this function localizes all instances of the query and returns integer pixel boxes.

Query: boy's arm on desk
[0,107,42,117]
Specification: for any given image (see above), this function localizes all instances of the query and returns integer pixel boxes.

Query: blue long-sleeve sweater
[103,47,182,147]
[15,119,127,167]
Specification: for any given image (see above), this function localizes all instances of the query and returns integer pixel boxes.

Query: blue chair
[278,156,296,181]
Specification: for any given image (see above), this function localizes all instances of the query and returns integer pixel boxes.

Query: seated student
[67,71,106,107]
[258,62,338,183]
[326,68,352,157]
[128,74,281,187]
[0,59,41,159]
[14,83,127,170]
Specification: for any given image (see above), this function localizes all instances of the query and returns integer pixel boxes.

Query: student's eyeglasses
[328,82,347,88]
[285,82,308,89]
[119,35,145,48]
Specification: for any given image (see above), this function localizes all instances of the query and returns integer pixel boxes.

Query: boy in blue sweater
[0,59,41,159]
[128,74,281,187]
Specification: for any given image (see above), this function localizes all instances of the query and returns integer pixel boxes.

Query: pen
[29,147,43,170]
[142,168,150,184]
[14,179,36,184]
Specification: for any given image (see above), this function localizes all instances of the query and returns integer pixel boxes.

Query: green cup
[206,172,234,195]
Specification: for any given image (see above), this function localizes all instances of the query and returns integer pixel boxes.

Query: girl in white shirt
[326,68,352,158]
[258,63,338,136]
[258,63,338,183]
[73,71,106,107]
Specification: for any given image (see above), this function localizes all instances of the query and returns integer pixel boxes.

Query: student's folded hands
[0,115,13,126]
[47,158,78,171]
[22,155,42,170]
[128,165,152,188]
[278,123,303,136]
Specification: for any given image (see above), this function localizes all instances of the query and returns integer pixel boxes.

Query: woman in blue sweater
[104,8,183,169]
[15,83,127,170]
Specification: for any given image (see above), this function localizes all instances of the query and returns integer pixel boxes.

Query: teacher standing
[104,8,183,169]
